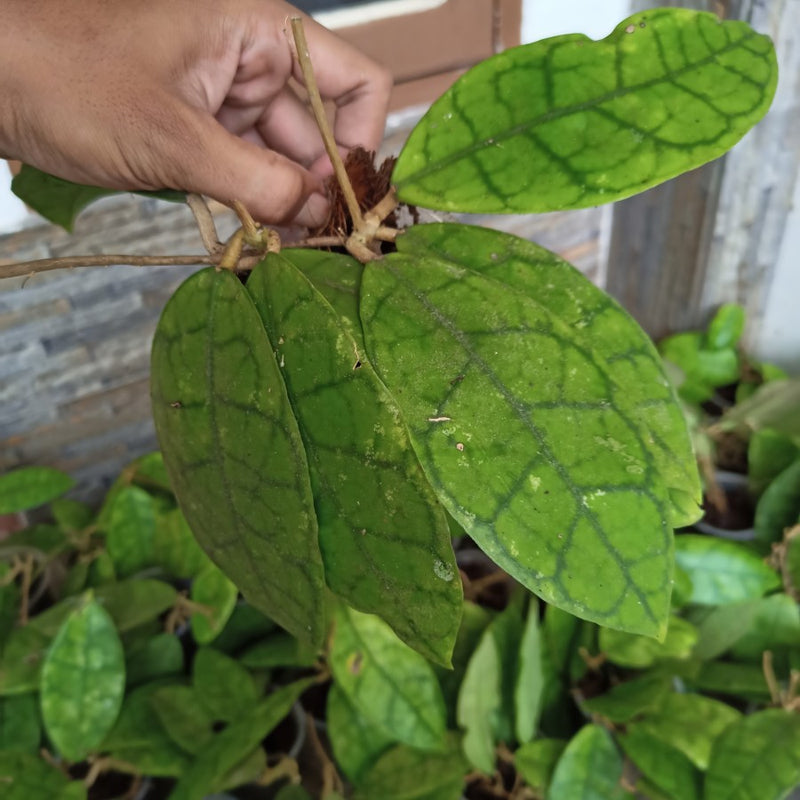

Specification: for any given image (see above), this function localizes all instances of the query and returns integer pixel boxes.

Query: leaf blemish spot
[169,401,182,409]
[353,359,362,370]
[625,24,636,33]
[456,442,465,451]
[347,652,364,675]
[427,416,452,423]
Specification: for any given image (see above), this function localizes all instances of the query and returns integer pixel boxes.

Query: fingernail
[297,192,329,228]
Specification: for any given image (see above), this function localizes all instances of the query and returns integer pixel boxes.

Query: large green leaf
[40,598,125,761]
[393,9,777,213]
[361,245,673,636]
[247,254,461,665]
[398,223,701,527]
[151,267,327,646]
[674,534,780,604]
[0,467,74,514]
[11,164,184,231]
[705,710,800,800]
[329,604,446,750]
[547,723,631,799]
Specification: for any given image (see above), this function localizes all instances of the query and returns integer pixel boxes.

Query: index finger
[291,13,393,152]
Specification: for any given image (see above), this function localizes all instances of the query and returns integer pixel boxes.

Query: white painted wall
[522,0,629,42]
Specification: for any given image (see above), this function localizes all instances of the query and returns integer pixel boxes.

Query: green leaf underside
[247,255,461,665]
[393,9,777,213]
[705,710,800,800]
[398,224,701,527]
[150,267,326,646]
[40,599,125,762]
[0,467,74,514]
[330,605,446,751]
[11,164,184,231]
[361,244,673,636]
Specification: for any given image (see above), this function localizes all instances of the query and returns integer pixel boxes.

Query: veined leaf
[398,223,701,527]
[151,267,327,646]
[247,254,461,665]
[40,598,125,762]
[361,247,673,636]
[0,467,74,514]
[11,164,184,231]
[393,9,777,213]
[329,604,446,750]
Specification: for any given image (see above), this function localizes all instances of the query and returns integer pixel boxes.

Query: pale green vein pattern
[361,251,673,636]
[248,255,461,665]
[393,9,777,213]
[150,267,326,646]
[399,223,701,527]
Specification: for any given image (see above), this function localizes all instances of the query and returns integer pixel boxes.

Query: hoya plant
[5,8,778,664]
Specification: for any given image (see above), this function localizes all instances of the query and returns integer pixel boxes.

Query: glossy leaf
[581,672,672,723]
[706,305,746,351]
[705,710,800,800]
[548,723,631,799]
[151,267,327,646]
[101,682,191,777]
[190,564,239,645]
[754,459,800,550]
[353,733,467,800]
[239,632,318,669]
[106,485,156,577]
[748,430,799,496]
[151,685,215,755]
[514,738,567,794]
[0,694,41,752]
[728,593,800,661]
[0,467,74,514]
[0,752,87,800]
[11,164,184,231]
[40,598,125,761]
[630,693,739,770]
[397,223,701,528]
[326,684,396,784]
[247,255,461,665]
[393,9,777,213]
[600,615,697,668]
[660,332,739,403]
[687,602,762,661]
[153,507,212,579]
[193,646,258,722]
[619,728,701,800]
[515,601,544,743]
[329,604,446,750]
[167,678,313,800]
[361,246,673,636]
[125,632,184,687]
[674,534,780,604]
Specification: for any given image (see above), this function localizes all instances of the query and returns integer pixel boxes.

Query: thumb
[167,105,329,226]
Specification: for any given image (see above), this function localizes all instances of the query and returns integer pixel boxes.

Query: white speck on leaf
[433,559,455,582]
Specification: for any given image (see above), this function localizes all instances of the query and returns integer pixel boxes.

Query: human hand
[0,0,392,226]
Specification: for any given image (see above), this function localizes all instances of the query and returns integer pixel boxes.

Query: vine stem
[290,16,364,229]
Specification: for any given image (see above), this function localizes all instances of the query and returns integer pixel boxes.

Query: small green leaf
[215,746,266,794]
[706,304,745,351]
[330,604,446,750]
[661,332,740,403]
[95,578,178,632]
[167,678,313,800]
[514,738,567,793]
[581,673,673,723]
[688,661,771,700]
[151,267,327,646]
[190,564,239,645]
[748,429,800,496]
[125,633,184,687]
[153,507,212,579]
[728,593,800,661]
[193,647,258,722]
[0,694,41,752]
[548,723,631,799]
[274,787,313,800]
[11,164,184,231]
[248,255,462,665]
[600,615,697,668]
[687,602,762,661]
[674,534,780,604]
[40,598,125,761]
[630,693,739,770]
[393,10,776,213]
[239,633,318,669]
[151,685,215,755]
[0,568,20,651]
[721,380,800,439]
[353,734,468,800]
[105,485,156,577]
[101,682,191,777]
[326,684,396,784]
[0,752,87,800]
[361,244,673,636]
[515,602,544,743]
[0,625,51,694]
[87,550,116,587]
[705,710,800,800]
[0,467,74,514]
[211,603,277,655]
[619,728,701,800]
[754,459,800,550]
[51,498,93,533]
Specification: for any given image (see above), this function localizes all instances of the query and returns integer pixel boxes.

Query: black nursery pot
[695,470,756,541]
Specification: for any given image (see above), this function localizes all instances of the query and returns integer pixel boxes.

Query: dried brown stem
[186,193,221,254]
